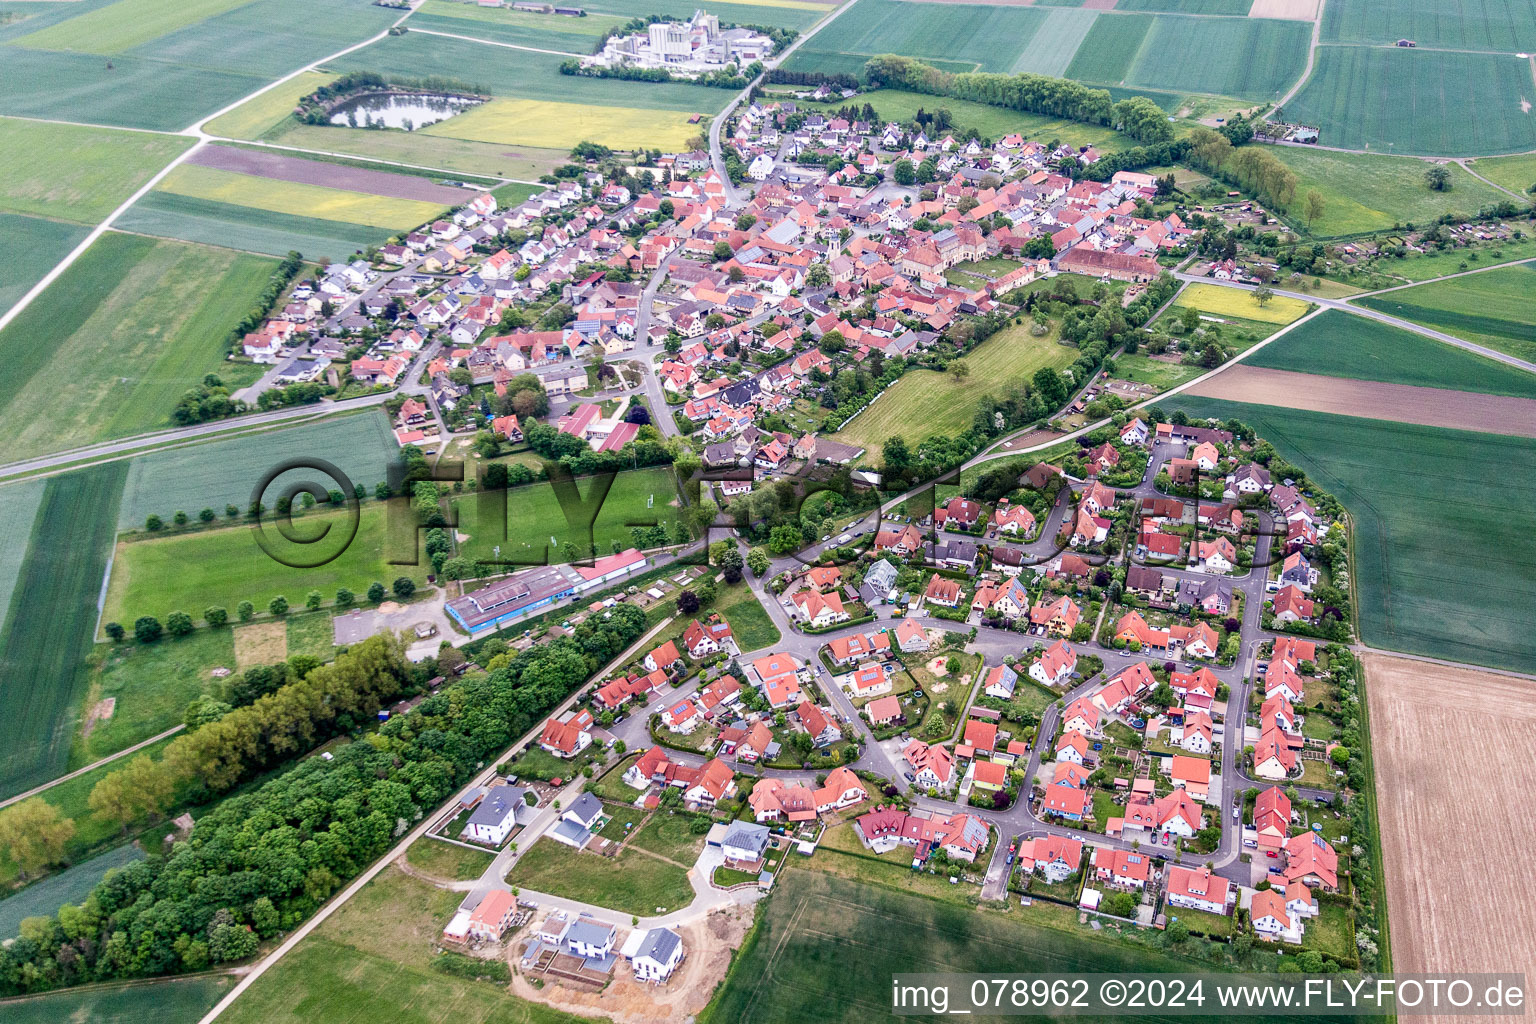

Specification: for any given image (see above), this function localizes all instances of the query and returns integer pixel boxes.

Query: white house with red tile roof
[903,738,954,788]
[1169,755,1211,802]
[1250,888,1302,943]
[1253,727,1299,780]
[894,618,929,652]
[792,587,848,628]
[1252,786,1291,851]
[1179,711,1214,754]
[1166,865,1230,915]
[538,709,594,758]
[1018,834,1082,883]
[662,699,703,734]
[1060,695,1100,736]
[1030,640,1078,688]
[1283,831,1339,890]
[1092,847,1151,889]
[644,640,683,674]
[1055,731,1091,765]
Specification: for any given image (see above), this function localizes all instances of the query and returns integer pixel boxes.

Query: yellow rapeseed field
[423,98,699,152]
[155,163,443,229]
[1179,283,1310,325]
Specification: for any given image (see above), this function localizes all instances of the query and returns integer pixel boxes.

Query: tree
[948,359,970,382]
[104,621,125,641]
[145,514,164,532]
[134,616,163,643]
[768,523,802,555]
[747,547,770,577]
[368,582,387,603]
[199,507,215,523]
[335,587,355,609]
[677,589,701,615]
[1424,164,1452,191]
[204,606,228,628]
[1303,190,1326,231]
[393,576,416,599]
[269,595,289,617]
[237,600,255,622]
[1252,286,1274,307]
[165,611,195,637]
[306,589,324,612]
[1101,891,1137,917]
[0,799,75,879]
[713,240,733,262]
[892,158,915,186]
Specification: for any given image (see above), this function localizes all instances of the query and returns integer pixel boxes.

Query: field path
[0,724,184,812]
[1456,157,1536,203]
[406,26,584,58]
[1184,364,1536,437]
[1272,0,1323,112]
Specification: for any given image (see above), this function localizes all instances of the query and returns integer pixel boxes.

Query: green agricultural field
[406,1,627,53]
[1244,310,1536,398]
[1107,0,1251,11]
[1286,46,1536,157]
[506,834,694,914]
[0,45,268,132]
[0,843,143,938]
[1165,397,1536,672]
[268,123,570,180]
[0,212,88,317]
[703,869,1349,1024]
[0,233,280,461]
[0,974,236,1024]
[76,628,237,764]
[781,0,1045,73]
[323,30,731,113]
[0,479,45,635]
[1063,12,1153,86]
[714,580,781,651]
[0,462,127,798]
[117,190,393,260]
[118,412,400,529]
[103,502,431,628]
[831,322,1078,453]
[156,163,444,230]
[1321,0,1536,52]
[799,88,1127,151]
[0,117,191,224]
[1122,15,1310,102]
[1466,154,1536,198]
[1353,263,1536,363]
[217,865,584,1024]
[453,466,683,564]
[13,0,251,54]
[204,70,337,141]
[1010,7,1098,77]
[583,0,828,31]
[1269,147,1510,237]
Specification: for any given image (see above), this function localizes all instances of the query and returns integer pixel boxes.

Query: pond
[328,91,481,131]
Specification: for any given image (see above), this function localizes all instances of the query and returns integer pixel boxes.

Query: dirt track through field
[1247,0,1318,19]
[1363,653,1536,1019]
[189,146,477,204]
[1187,366,1536,438]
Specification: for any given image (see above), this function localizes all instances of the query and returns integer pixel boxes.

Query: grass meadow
[1269,147,1511,237]
[0,462,127,799]
[506,833,695,914]
[216,865,584,1024]
[118,190,393,260]
[155,163,444,230]
[0,974,236,1024]
[0,116,191,224]
[1244,309,1536,398]
[1166,396,1536,673]
[452,465,683,564]
[1121,15,1309,102]
[713,580,781,651]
[796,88,1126,152]
[831,322,1077,452]
[103,502,431,628]
[1286,46,1536,156]
[1353,262,1536,364]
[1179,283,1310,325]
[403,835,493,881]
[0,232,280,460]
[1465,154,1536,197]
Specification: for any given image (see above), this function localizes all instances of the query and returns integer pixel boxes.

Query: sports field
[155,162,443,230]
[0,212,87,317]
[830,323,1078,452]
[1321,0,1536,52]
[0,232,280,460]
[0,117,191,224]
[452,465,684,563]
[1244,309,1536,398]
[1165,396,1536,672]
[1180,283,1310,324]
[118,412,401,529]
[13,0,251,54]
[204,70,337,141]
[1268,147,1511,237]
[118,190,393,260]
[1286,46,1536,157]
[424,97,701,151]
[1354,262,1536,364]
[0,974,236,1024]
[0,462,127,799]
[103,501,431,628]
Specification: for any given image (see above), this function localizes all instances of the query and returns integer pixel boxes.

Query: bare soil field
[1187,365,1536,438]
[1247,0,1317,20]
[1363,652,1536,1011]
[189,146,477,205]
[509,906,754,1024]
[233,620,286,666]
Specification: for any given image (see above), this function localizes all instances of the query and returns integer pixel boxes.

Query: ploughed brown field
[1187,366,1536,438]
[187,146,477,205]
[1364,651,1536,1018]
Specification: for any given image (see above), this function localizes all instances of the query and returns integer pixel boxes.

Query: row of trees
[0,605,649,994]
[105,578,417,642]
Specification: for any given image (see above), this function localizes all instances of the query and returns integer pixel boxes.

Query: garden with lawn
[505,834,695,915]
